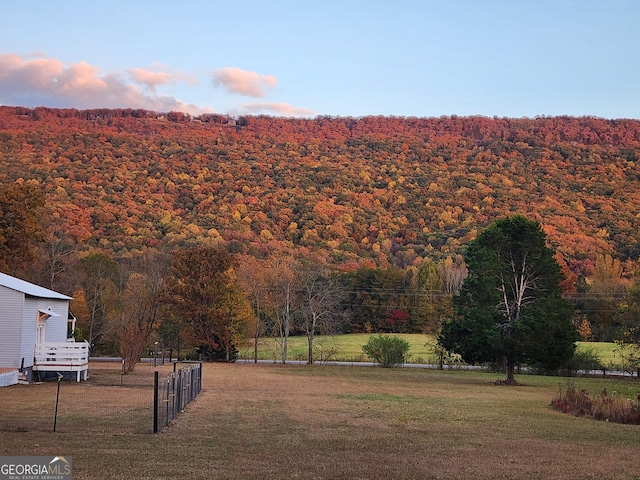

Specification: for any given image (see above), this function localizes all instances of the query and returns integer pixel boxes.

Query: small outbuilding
[0,272,89,385]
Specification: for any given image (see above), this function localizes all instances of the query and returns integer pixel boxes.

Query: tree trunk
[281,287,291,364]
[253,335,258,364]
[282,323,289,364]
[307,333,314,365]
[505,356,516,385]
[253,321,259,364]
[253,297,260,364]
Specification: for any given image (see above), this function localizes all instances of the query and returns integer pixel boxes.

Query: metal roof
[0,272,72,300]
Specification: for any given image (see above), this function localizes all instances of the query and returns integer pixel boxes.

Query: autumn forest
[1,107,640,362]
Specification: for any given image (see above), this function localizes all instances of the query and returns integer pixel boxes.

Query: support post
[53,373,62,432]
[153,371,159,433]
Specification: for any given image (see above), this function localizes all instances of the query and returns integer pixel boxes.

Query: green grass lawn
[239,333,625,368]
[238,333,442,364]
[575,341,632,369]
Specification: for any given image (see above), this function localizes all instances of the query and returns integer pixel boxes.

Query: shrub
[551,383,640,425]
[362,335,410,368]
[432,344,464,369]
[564,347,604,376]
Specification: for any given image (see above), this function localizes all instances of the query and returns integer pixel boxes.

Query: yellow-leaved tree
[163,246,255,362]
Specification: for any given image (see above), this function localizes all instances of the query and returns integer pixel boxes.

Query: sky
[1,1,638,119]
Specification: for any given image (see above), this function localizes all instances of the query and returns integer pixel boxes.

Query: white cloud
[240,102,316,117]
[0,53,209,114]
[212,67,276,97]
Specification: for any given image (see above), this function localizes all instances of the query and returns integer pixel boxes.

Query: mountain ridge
[1,106,639,277]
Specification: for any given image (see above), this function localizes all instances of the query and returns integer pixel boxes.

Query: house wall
[0,285,25,369]
[19,297,70,368]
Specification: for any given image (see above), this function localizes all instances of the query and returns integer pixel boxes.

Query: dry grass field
[0,362,173,434]
[1,361,640,479]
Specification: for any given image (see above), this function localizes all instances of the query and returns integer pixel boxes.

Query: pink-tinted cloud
[0,54,315,117]
[0,53,209,114]
[212,67,276,97]
[240,102,316,117]
[128,66,197,93]
[129,68,172,91]
[0,53,65,91]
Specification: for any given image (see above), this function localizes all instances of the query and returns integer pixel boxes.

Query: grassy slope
[239,333,624,368]
[1,363,640,480]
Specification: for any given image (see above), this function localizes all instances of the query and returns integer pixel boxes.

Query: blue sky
[1,0,638,119]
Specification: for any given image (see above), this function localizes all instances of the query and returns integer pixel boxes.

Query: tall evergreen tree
[439,216,577,384]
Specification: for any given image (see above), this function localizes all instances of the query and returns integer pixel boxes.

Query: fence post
[165,376,170,426]
[153,363,202,433]
[153,370,159,433]
[191,367,196,401]
[176,372,182,412]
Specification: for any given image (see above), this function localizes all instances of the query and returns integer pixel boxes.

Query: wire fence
[153,362,203,433]
[0,360,202,434]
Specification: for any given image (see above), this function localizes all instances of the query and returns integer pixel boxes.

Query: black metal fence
[153,361,202,433]
[0,361,165,434]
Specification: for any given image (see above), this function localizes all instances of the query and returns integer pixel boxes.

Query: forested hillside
[1,106,640,277]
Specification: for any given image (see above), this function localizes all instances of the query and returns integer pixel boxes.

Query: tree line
[0,181,467,368]
[2,182,640,375]
[63,245,469,370]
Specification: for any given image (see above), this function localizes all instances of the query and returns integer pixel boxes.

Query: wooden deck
[34,341,90,382]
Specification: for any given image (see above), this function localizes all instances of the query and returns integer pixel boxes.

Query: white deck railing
[34,341,90,382]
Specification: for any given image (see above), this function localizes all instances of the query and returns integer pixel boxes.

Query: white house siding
[40,298,69,342]
[19,297,70,369]
[0,286,24,369]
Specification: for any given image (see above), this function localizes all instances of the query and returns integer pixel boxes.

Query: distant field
[238,333,439,364]
[575,341,626,368]
[239,334,625,368]
[2,362,640,479]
